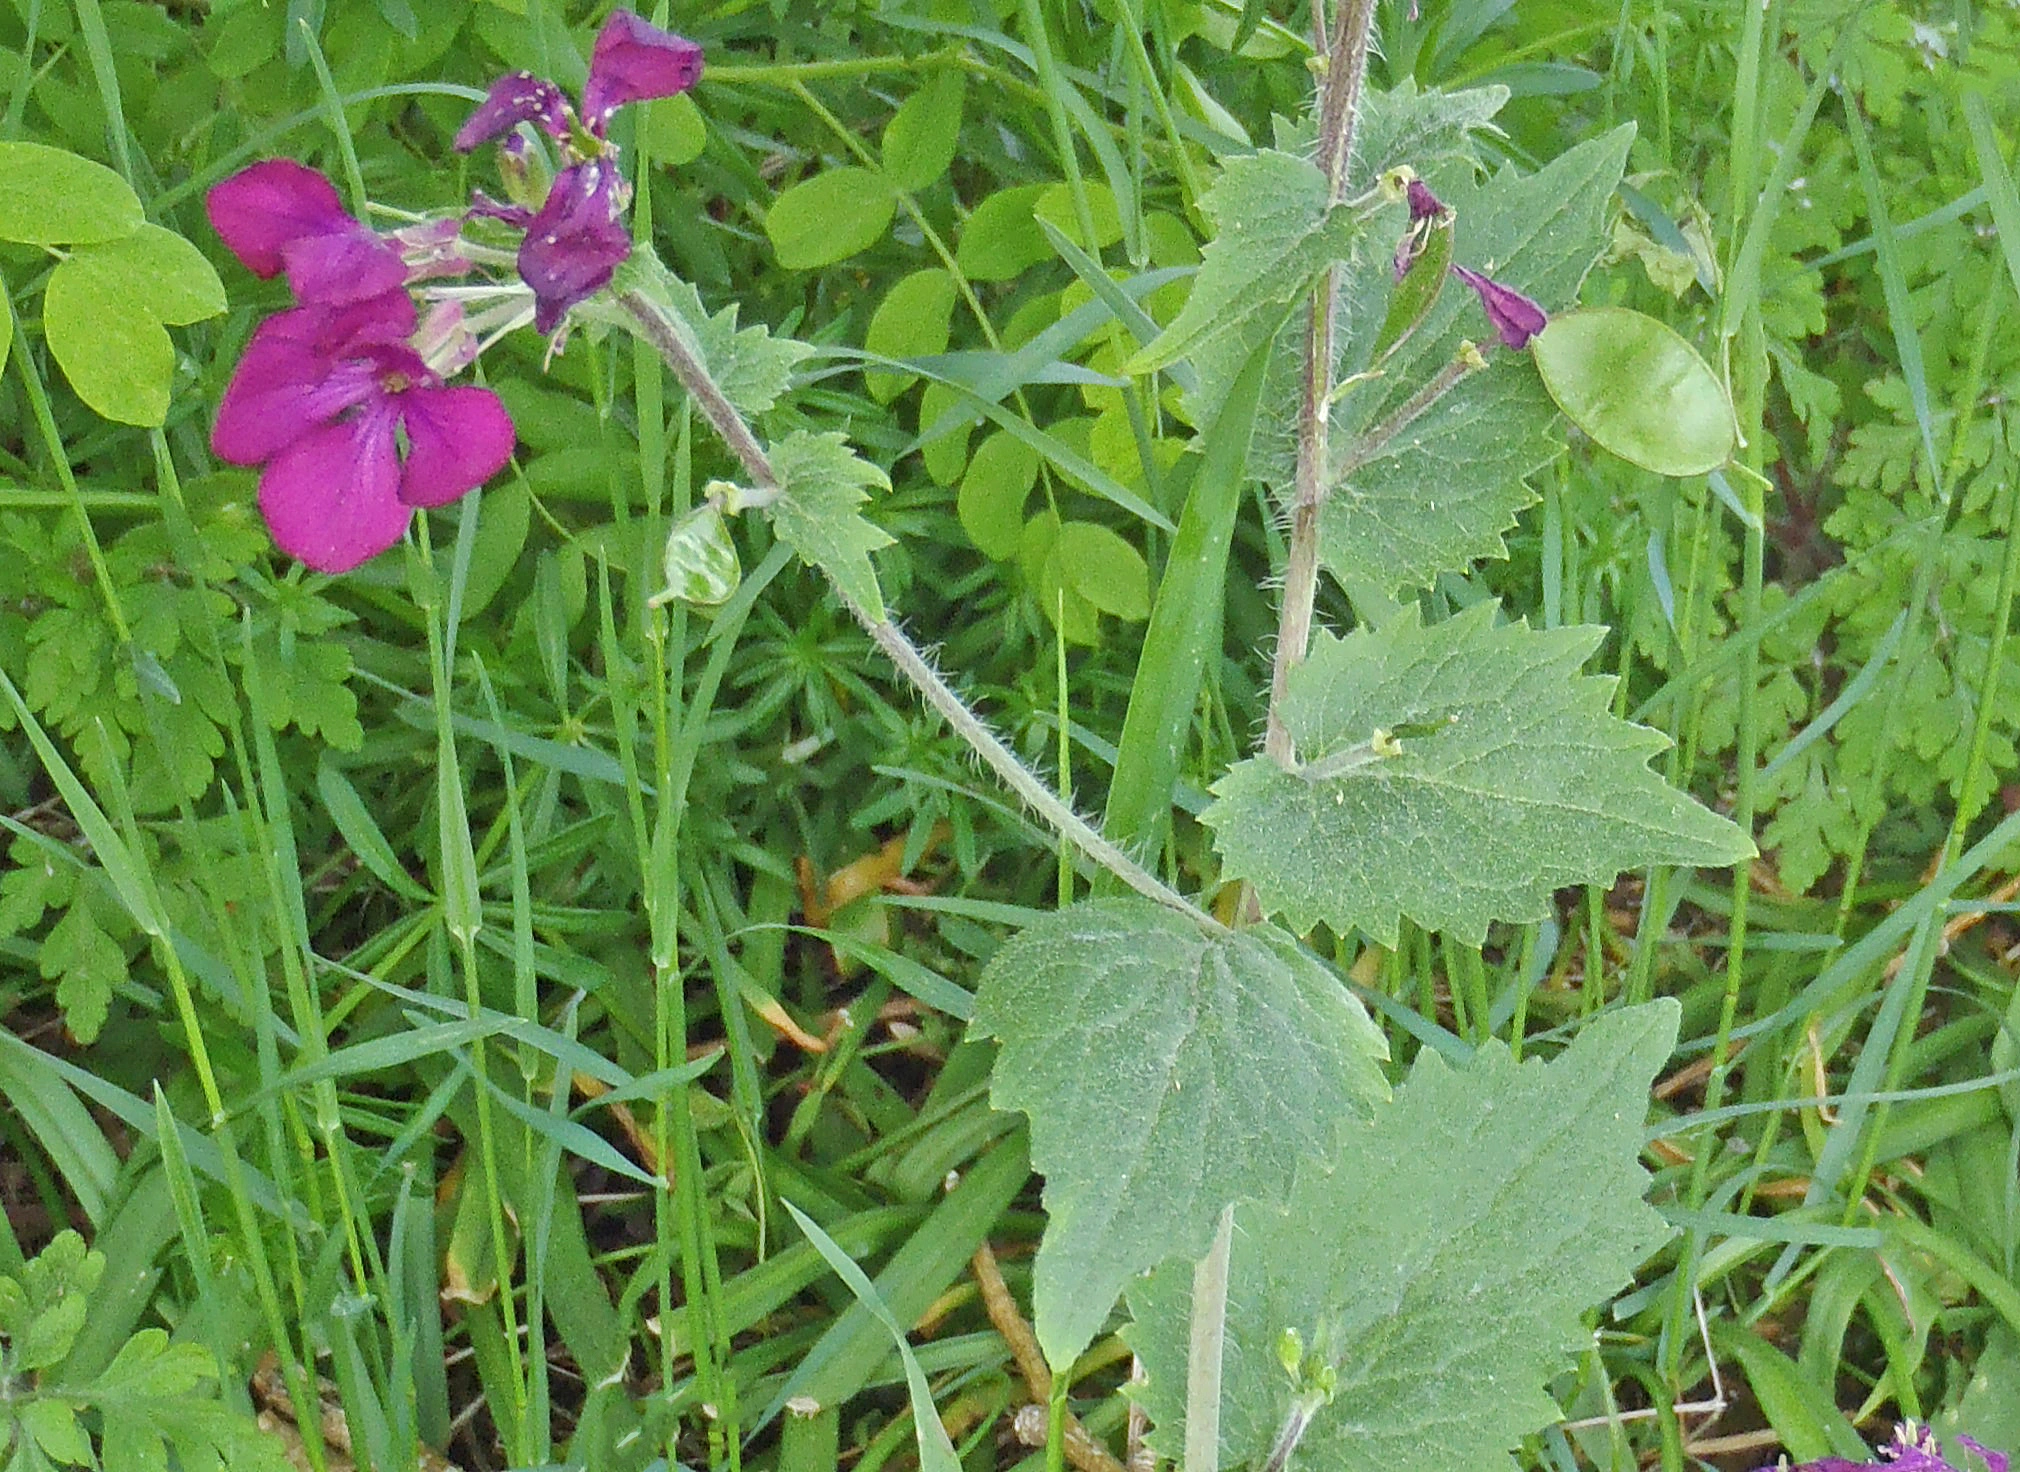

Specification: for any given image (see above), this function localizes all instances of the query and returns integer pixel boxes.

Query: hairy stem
[617,288,1214,928]
[1264,0,1379,764]
[1183,1205,1235,1472]
[1257,1391,1325,1472]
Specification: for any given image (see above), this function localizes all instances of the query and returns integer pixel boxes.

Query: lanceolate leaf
[1126,1001,1680,1472]
[1126,150,1365,389]
[1204,603,1753,945]
[969,898,1389,1369]
[1319,125,1635,594]
[766,431,894,620]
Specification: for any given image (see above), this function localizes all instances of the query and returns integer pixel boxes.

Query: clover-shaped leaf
[0,142,144,245]
[46,224,226,426]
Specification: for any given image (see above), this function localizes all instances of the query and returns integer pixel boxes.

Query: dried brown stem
[974,1245,1130,1472]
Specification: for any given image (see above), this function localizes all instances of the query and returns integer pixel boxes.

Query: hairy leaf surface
[1127,1002,1679,1472]
[1205,603,1753,944]
[766,431,894,620]
[611,253,814,419]
[1127,150,1363,392]
[969,898,1388,1368]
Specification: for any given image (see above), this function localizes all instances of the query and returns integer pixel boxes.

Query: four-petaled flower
[207,164,514,573]
[455,10,703,332]
[206,159,414,308]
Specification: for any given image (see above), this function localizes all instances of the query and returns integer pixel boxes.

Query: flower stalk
[613,288,1216,931]
[1266,0,1379,765]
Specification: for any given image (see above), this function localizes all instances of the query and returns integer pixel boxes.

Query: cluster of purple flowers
[207,10,702,573]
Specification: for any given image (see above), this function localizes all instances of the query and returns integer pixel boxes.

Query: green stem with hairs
[613,288,1214,931]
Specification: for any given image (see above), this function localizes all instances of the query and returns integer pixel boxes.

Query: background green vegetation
[1,0,2018,1468]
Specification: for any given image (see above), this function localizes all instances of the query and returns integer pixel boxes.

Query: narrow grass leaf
[0,1040,118,1222]
[778,1199,964,1472]
[316,758,434,902]
[1708,1321,1865,1460]
[1104,339,1267,855]
[776,926,975,1020]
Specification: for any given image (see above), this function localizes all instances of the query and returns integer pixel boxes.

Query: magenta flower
[455,9,704,333]
[212,303,514,573]
[1760,1425,2009,1472]
[1406,179,1448,222]
[207,159,410,307]
[206,160,515,573]
[580,10,705,133]
[518,158,634,334]
[1451,263,1549,350]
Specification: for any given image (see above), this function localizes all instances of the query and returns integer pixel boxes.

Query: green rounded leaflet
[1531,305,1734,477]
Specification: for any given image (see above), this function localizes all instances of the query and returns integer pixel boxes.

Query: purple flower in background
[580,10,705,132]
[1760,1425,2009,1472]
[1451,263,1549,350]
[454,74,572,152]
[212,304,514,573]
[456,9,704,332]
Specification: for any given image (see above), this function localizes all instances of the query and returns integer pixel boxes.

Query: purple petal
[580,10,703,135]
[280,225,410,307]
[1452,264,1549,350]
[257,407,412,573]
[454,71,571,151]
[206,160,355,278]
[270,292,419,354]
[396,385,516,507]
[467,190,537,229]
[516,159,631,332]
[1959,1440,2010,1472]
[1406,178,1449,222]
[212,314,380,465]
